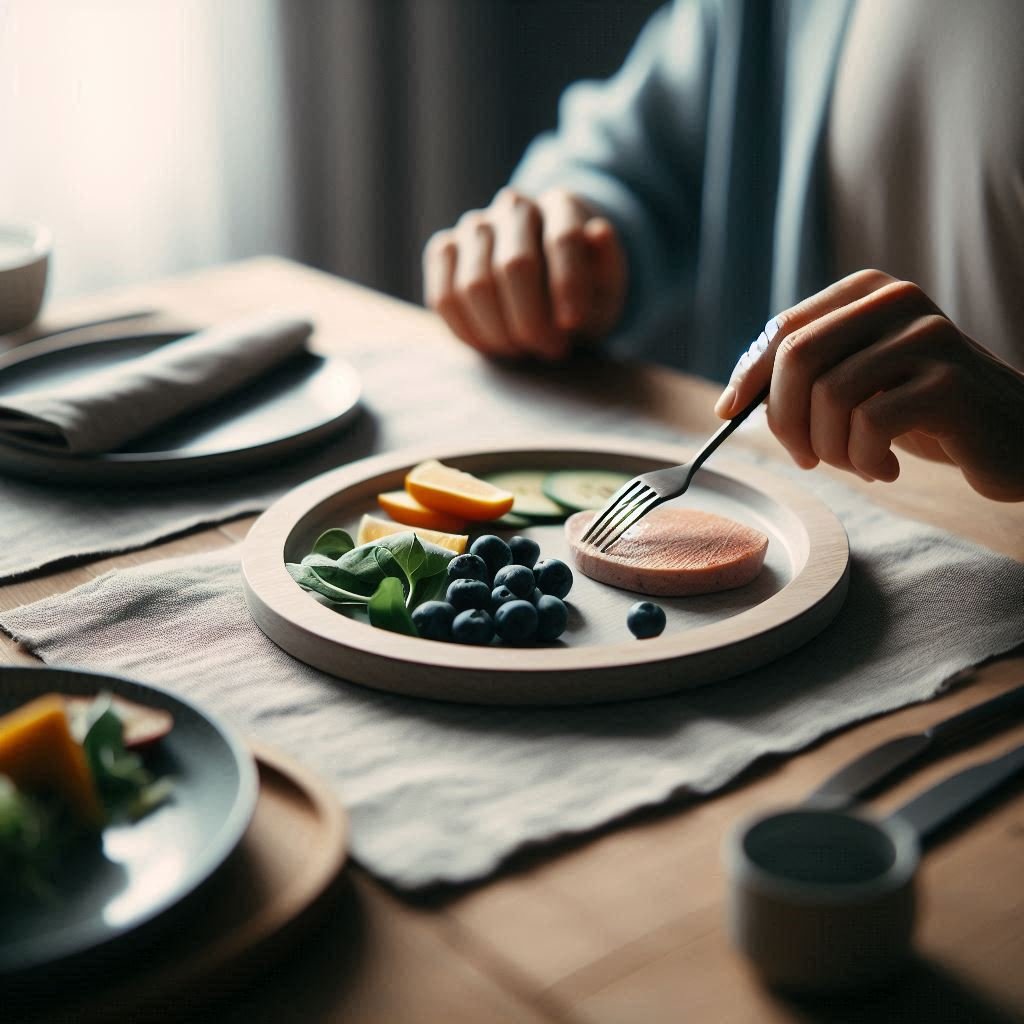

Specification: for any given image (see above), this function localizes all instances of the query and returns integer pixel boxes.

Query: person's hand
[423,187,627,361]
[714,269,1024,501]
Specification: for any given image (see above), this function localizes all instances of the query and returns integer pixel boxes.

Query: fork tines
[580,480,660,552]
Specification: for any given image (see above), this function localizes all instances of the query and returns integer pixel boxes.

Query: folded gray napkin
[3,471,1022,888]
[0,313,312,454]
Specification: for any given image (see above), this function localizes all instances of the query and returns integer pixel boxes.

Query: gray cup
[725,807,919,992]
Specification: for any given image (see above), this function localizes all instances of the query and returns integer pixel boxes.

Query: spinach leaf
[300,553,341,568]
[376,532,426,580]
[410,571,448,607]
[82,698,172,821]
[412,541,454,585]
[286,563,369,604]
[368,577,419,637]
[311,529,355,559]
[373,546,410,595]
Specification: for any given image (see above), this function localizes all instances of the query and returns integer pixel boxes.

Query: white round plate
[241,438,850,706]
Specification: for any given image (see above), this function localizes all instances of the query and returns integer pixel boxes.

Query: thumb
[583,218,627,337]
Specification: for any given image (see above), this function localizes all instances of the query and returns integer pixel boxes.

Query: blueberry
[527,586,544,606]
[447,552,489,584]
[446,578,490,611]
[535,594,568,642]
[411,600,456,641]
[493,564,535,598]
[508,535,541,569]
[534,558,573,599]
[627,601,666,639]
[494,599,538,645]
[451,608,495,645]
[490,585,518,612]
[469,534,512,577]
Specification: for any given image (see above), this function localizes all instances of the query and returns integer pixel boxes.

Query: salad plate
[0,666,259,976]
[241,437,850,706]
[0,329,362,483]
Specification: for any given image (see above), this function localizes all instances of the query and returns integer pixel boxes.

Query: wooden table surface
[3,258,1023,1024]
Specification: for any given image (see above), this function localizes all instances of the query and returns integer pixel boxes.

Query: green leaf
[311,529,355,559]
[409,539,456,585]
[286,563,369,604]
[409,571,448,608]
[300,553,341,568]
[367,577,419,637]
[374,532,426,580]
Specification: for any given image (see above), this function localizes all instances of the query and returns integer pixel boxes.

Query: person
[422,0,1024,501]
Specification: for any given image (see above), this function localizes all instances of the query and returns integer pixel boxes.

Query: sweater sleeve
[510,1,716,347]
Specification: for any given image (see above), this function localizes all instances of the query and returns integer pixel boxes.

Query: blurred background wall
[0,0,662,306]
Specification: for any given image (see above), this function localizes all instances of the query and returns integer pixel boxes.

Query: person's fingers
[846,367,955,481]
[770,281,942,468]
[714,268,897,420]
[583,218,628,337]
[490,189,569,360]
[808,314,955,469]
[453,213,517,356]
[423,228,486,352]
[538,190,593,331]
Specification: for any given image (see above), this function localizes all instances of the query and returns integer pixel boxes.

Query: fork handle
[689,383,770,476]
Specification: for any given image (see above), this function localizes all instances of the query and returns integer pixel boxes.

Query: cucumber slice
[491,511,533,530]
[482,471,567,520]
[542,469,633,512]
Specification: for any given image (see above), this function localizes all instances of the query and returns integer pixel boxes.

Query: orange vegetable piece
[356,513,468,553]
[404,460,515,522]
[0,695,104,827]
[376,490,468,534]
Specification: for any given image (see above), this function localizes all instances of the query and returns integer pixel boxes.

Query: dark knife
[806,682,1024,807]
[887,741,1024,843]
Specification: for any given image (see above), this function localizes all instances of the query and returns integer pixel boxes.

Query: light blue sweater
[511,0,854,382]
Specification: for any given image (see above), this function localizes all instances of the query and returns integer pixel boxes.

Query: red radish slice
[64,695,174,749]
[566,507,768,597]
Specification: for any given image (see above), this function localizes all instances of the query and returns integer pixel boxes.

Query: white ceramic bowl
[0,222,51,334]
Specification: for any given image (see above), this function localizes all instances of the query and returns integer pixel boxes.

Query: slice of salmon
[565,507,768,597]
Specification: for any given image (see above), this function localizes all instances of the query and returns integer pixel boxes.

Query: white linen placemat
[0,313,312,453]
[3,471,1022,888]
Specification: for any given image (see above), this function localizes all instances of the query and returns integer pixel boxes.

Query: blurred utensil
[806,681,1024,807]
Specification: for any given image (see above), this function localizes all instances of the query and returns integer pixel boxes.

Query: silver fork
[580,384,770,552]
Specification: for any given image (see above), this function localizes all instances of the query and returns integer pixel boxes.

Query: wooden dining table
[2,257,1022,1023]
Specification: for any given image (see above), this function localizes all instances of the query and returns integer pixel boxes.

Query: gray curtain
[279,0,662,304]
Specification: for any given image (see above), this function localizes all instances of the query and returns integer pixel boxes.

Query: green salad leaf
[287,528,459,636]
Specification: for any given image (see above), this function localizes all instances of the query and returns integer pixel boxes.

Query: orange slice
[376,490,468,534]
[356,513,468,553]
[0,695,105,827]
[405,459,515,521]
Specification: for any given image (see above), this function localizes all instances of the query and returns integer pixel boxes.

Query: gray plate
[0,666,258,976]
[0,331,362,483]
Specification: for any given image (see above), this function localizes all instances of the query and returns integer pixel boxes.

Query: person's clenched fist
[716,269,1024,501]
[423,187,627,361]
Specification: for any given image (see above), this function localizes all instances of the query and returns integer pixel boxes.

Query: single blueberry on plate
[447,552,490,584]
[535,594,568,642]
[451,608,495,645]
[446,578,490,611]
[490,585,517,612]
[469,534,512,577]
[508,535,541,569]
[411,600,456,641]
[494,599,539,645]
[627,601,666,639]
[493,563,535,598]
[534,557,573,599]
